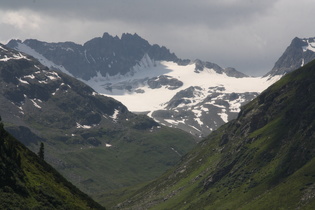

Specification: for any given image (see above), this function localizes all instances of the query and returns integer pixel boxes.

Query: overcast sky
[0,0,314,76]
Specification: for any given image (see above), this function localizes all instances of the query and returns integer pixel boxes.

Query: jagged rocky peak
[6,33,181,80]
[6,39,22,48]
[265,36,315,77]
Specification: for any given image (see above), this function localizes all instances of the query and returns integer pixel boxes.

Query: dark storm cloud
[1,0,275,28]
[1,0,315,76]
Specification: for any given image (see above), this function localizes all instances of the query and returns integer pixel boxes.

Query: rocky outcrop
[147,75,183,90]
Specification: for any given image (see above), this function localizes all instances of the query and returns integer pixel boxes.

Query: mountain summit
[265,37,315,77]
[7,33,180,80]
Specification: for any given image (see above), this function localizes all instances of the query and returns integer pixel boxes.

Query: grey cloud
[1,0,315,76]
[2,0,277,28]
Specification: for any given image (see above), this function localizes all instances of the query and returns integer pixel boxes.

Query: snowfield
[86,59,280,113]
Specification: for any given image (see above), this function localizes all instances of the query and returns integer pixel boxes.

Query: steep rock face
[116,59,315,210]
[0,44,197,201]
[266,37,315,77]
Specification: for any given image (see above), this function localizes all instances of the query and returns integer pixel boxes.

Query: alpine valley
[0,44,197,204]
[114,46,315,210]
[2,34,315,209]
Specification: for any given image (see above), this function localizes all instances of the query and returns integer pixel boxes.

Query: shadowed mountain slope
[115,59,315,209]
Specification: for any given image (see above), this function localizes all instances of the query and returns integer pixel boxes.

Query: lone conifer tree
[38,142,44,160]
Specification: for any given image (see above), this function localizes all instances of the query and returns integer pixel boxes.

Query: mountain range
[115,51,315,210]
[0,44,196,202]
[8,35,315,138]
[6,33,282,138]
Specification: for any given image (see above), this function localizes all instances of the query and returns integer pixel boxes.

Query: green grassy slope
[115,60,315,209]
[0,118,105,209]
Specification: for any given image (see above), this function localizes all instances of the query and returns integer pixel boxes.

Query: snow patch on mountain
[76,123,92,129]
[30,99,42,109]
[111,109,120,122]
[302,39,315,53]
[0,51,30,62]
[218,110,228,123]
[17,78,29,85]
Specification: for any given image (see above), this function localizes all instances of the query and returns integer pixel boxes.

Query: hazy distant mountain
[265,37,315,77]
[7,33,277,138]
[0,44,196,200]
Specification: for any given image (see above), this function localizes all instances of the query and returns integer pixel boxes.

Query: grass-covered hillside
[116,60,315,209]
[0,117,105,209]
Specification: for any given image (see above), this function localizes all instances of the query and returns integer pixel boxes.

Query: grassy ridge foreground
[0,118,105,209]
[114,60,315,209]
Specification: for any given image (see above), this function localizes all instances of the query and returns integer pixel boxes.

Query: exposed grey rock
[166,86,201,109]
[135,89,145,93]
[194,59,248,77]
[194,59,224,74]
[7,33,180,80]
[224,67,248,78]
[265,37,315,77]
[147,75,183,90]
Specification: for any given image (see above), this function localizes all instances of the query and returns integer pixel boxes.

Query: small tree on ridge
[38,142,44,160]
